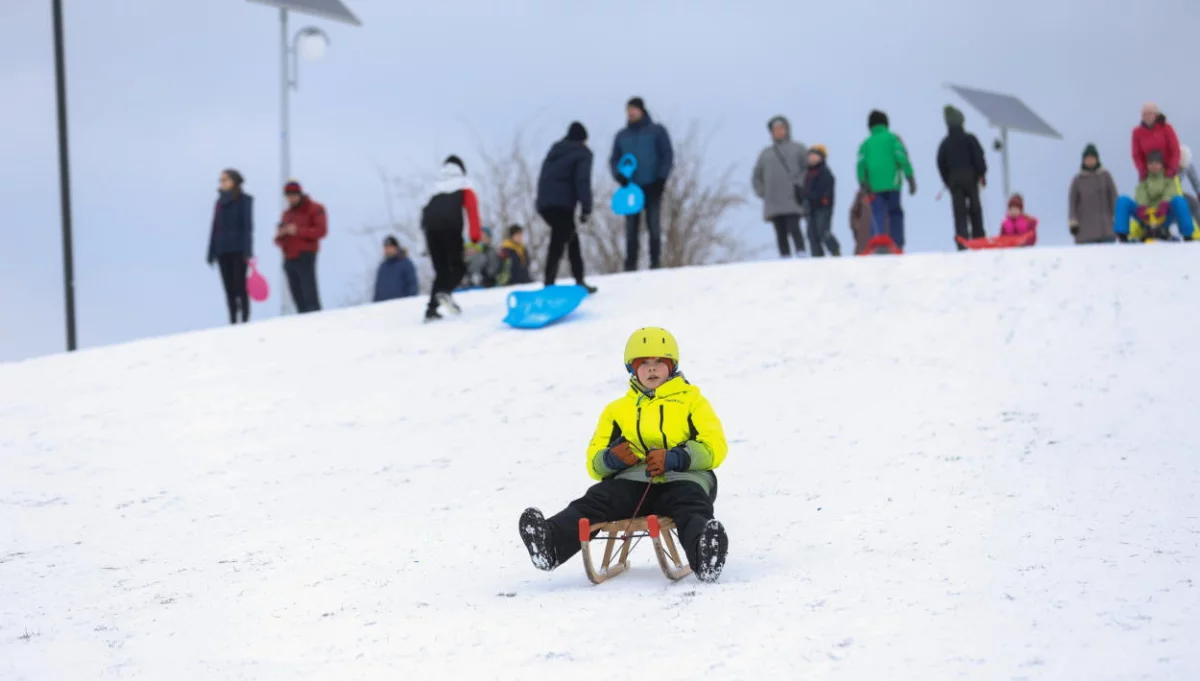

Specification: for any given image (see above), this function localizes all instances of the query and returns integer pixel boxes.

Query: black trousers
[624,186,664,270]
[546,477,716,571]
[771,214,805,256]
[283,251,321,313]
[539,207,585,286]
[806,206,841,257]
[950,182,985,249]
[217,253,249,324]
[424,228,465,313]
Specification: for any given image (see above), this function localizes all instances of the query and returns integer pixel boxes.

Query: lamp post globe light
[246,0,360,315]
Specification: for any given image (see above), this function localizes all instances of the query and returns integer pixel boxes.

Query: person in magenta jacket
[999,194,1038,246]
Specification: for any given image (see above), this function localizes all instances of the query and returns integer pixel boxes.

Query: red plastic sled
[956,232,1035,250]
[858,234,903,255]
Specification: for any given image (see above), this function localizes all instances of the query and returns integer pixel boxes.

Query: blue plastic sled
[503,284,589,329]
[611,154,645,215]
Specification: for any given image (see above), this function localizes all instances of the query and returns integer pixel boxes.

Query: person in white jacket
[1179,145,1200,196]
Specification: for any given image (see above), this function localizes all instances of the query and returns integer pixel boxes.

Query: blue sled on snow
[503,285,589,329]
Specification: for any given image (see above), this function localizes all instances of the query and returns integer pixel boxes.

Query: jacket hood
[767,115,791,138]
[430,160,472,198]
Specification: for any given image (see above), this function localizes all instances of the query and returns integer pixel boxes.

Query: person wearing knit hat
[611,96,674,270]
[274,178,327,313]
[373,235,418,302]
[1068,143,1119,244]
[1113,148,1196,242]
[801,144,841,256]
[536,121,598,293]
[999,193,1038,246]
[420,155,483,321]
[937,103,988,250]
[856,109,915,250]
[752,115,809,256]
[208,168,254,324]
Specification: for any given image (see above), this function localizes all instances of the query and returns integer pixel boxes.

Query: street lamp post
[51,0,77,351]
[247,0,361,315]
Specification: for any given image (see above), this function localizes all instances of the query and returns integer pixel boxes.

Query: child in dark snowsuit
[519,327,730,582]
[802,144,840,256]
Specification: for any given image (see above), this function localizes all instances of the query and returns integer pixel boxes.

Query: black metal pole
[51,0,77,351]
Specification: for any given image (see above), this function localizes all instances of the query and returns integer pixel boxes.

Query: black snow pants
[424,227,465,314]
[539,206,585,286]
[771,214,805,256]
[546,477,716,571]
[950,179,985,249]
[283,251,321,313]
[217,253,249,323]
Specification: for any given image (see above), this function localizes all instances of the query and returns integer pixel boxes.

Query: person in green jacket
[856,110,916,250]
[1113,150,1195,241]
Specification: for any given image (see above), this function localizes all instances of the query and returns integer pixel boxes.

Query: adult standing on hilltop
[208,169,254,324]
[857,109,916,250]
[1131,102,1180,181]
[937,105,988,250]
[1068,144,1118,245]
[610,97,673,271]
[752,115,808,257]
[536,121,597,293]
[275,180,326,314]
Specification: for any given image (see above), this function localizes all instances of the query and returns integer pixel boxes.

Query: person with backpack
[420,155,481,322]
[752,115,808,257]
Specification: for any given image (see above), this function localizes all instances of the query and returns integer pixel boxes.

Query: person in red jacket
[1131,102,1181,181]
[419,155,481,322]
[274,180,327,313]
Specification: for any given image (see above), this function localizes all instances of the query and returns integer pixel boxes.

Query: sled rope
[616,482,653,555]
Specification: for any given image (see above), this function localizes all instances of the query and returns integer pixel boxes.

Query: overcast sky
[3,0,1197,362]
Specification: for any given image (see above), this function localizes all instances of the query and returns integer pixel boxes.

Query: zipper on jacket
[635,406,651,454]
[658,405,669,449]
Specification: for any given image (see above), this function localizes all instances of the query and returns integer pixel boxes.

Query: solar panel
[946,84,1061,139]
[246,0,361,26]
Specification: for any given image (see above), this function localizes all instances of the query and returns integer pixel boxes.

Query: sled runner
[578,515,691,584]
[955,231,1035,250]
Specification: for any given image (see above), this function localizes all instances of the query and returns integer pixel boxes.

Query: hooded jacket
[421,161,482,243]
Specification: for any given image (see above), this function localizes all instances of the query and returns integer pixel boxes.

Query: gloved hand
[617,176,631,187]
[645,447,689,477]
[907,176,917,196]
[602,441,640,471]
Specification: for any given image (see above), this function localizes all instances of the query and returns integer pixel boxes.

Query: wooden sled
[578,515,692,584]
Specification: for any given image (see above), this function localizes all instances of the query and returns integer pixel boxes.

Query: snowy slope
[2,245,1199,681]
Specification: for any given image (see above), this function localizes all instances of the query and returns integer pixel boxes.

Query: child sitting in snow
[519,327,730,582]
[1114,150,1196,241]
[999,194,1038,246]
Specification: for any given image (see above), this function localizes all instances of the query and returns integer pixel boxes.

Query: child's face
[807,152,821,166]
[1148,161,1164,175]
[512,231,524,245]
[1007,206,1020,218]
[635,358,671,390]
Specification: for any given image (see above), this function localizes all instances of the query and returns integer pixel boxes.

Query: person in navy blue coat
[801,145,841,257]
[536,121,596,293]
[207,169,254,324]
[609,97,673,270]
[373,235,419,302]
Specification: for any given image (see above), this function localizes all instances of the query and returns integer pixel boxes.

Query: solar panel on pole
[247,0,362,25]
[945,84,1061,200]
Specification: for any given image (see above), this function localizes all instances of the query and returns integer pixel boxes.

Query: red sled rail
[956,232,1035,250]
[858,235,903,255]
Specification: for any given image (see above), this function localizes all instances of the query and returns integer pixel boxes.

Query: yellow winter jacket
[586,375,728,494]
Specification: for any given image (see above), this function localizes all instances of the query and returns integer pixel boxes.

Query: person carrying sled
[856,109,916,250]
[1067,144,1118,244]
[1114,150,1195,242]
[999,194,1038,246]
[519,327,730,582]
[420,155,482,321]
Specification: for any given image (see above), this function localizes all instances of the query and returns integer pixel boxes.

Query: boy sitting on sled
[519,327,730,582]
[1114,151,1196,242]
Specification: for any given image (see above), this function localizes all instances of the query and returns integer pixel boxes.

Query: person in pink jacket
[999,194,1038,246]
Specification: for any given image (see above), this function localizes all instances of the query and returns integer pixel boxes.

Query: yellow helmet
[624,327,679,372]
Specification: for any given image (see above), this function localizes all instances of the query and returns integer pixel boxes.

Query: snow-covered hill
[3,246,1199,680]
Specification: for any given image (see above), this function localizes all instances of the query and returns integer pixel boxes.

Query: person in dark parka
[373,235,418,302]
[536,121,596,292]
[207,169,254,324]
[937,105,988,250]
[610,97,674,270]
[801,144,840,257]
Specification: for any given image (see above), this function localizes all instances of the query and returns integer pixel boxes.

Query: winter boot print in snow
[694,519,728,583]
[519,507,558,571]
[436,292,462,315]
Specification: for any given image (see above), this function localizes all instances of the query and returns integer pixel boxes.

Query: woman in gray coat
[752,116,808,256]
[1068,144,1119,244]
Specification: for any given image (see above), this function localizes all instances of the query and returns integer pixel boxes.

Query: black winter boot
[519,507,558,571]
[694,519,728,583]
